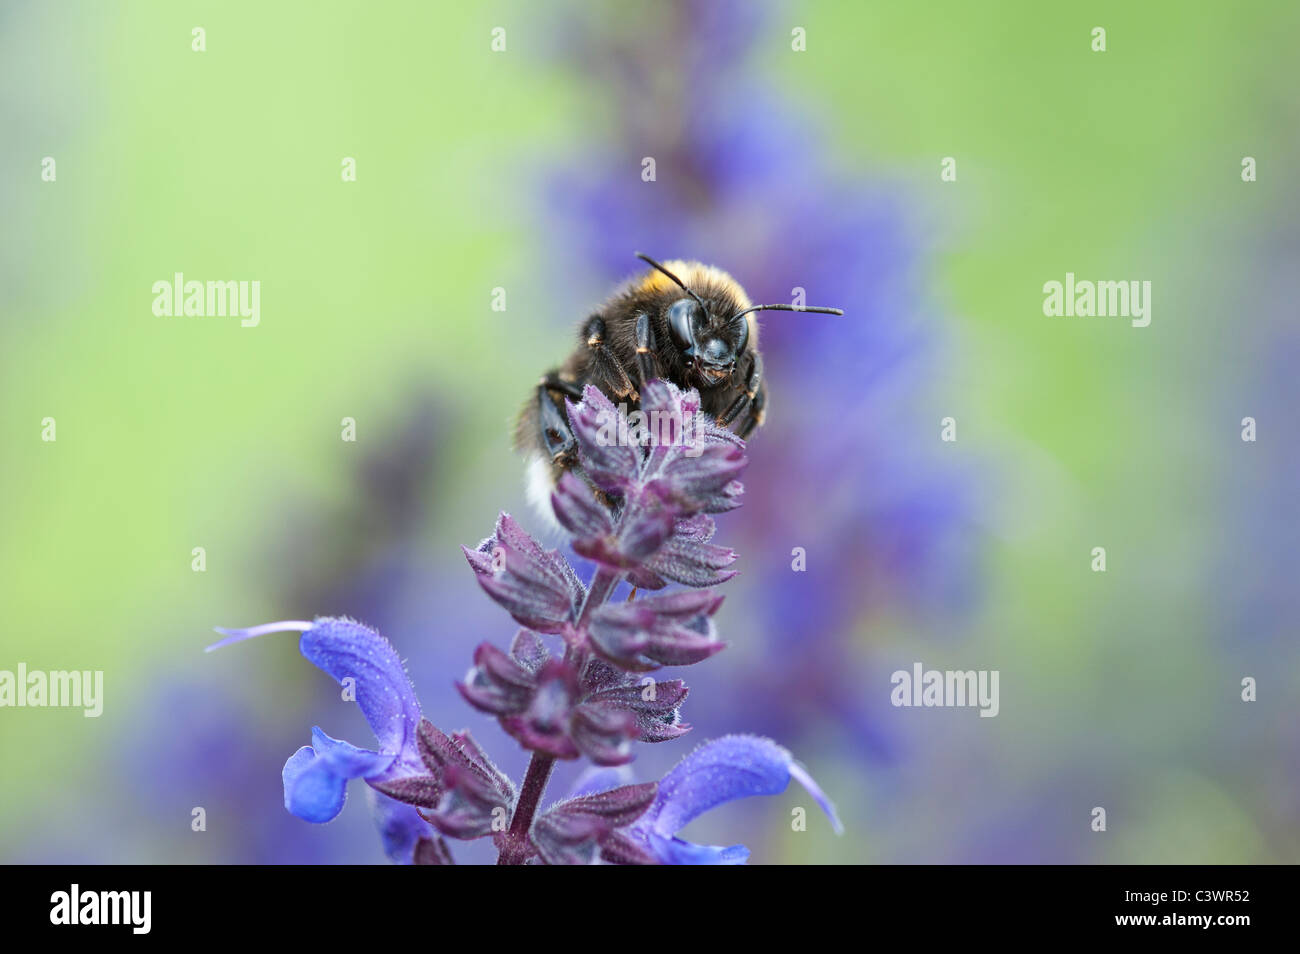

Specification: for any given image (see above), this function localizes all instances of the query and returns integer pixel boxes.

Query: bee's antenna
[730,303,845,320]
[634,252,709,312]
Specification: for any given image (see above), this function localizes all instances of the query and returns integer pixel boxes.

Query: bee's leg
[633,313,661,388]
[736,381,766,440]
[583,316,637,401]
[536,382,577,465]
[719,352,762,427]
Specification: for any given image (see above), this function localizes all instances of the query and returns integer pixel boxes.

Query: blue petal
[368,789,435,864]
[646,734,843,840]
[297,619,423,767]
[281,730,395,825]
[310,726,395,778]
[209,617,424,775]
[648,832,749,865]
[788,760,844,835]
[207,620,314,652]
[282,746,349,823]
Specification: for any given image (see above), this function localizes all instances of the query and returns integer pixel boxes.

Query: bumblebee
[516,253,842,516]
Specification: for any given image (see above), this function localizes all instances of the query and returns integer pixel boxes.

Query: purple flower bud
[416,720,515,801]
[463,513,585,633]
[565,385,640,496]
[369,773,443,810]
[637,380,747,514]
[508,628,551,670]
[550,470,615,541]
[634,513,738,588]
[642,442,746,508]
[457,641,539,715]
[596,829,663,865]
[586,589,726,669]
[407,720,515,841]
[554,382,747,579]
[429,763,510,840]
[568,702,638,766]
[572,516,678,571]
[499,660,584,759]
[530,782,658,865]
[459,636,643,765]
[584,677,691,743]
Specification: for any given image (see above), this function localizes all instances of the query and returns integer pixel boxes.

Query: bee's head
[634,252,843,391]
[664,295,748,388]
[635,253,755,390]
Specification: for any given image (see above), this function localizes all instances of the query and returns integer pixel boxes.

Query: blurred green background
[2,0,1296,863]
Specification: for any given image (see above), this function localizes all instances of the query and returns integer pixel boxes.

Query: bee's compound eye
[666,298,700,352]
[732,313,750,353]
